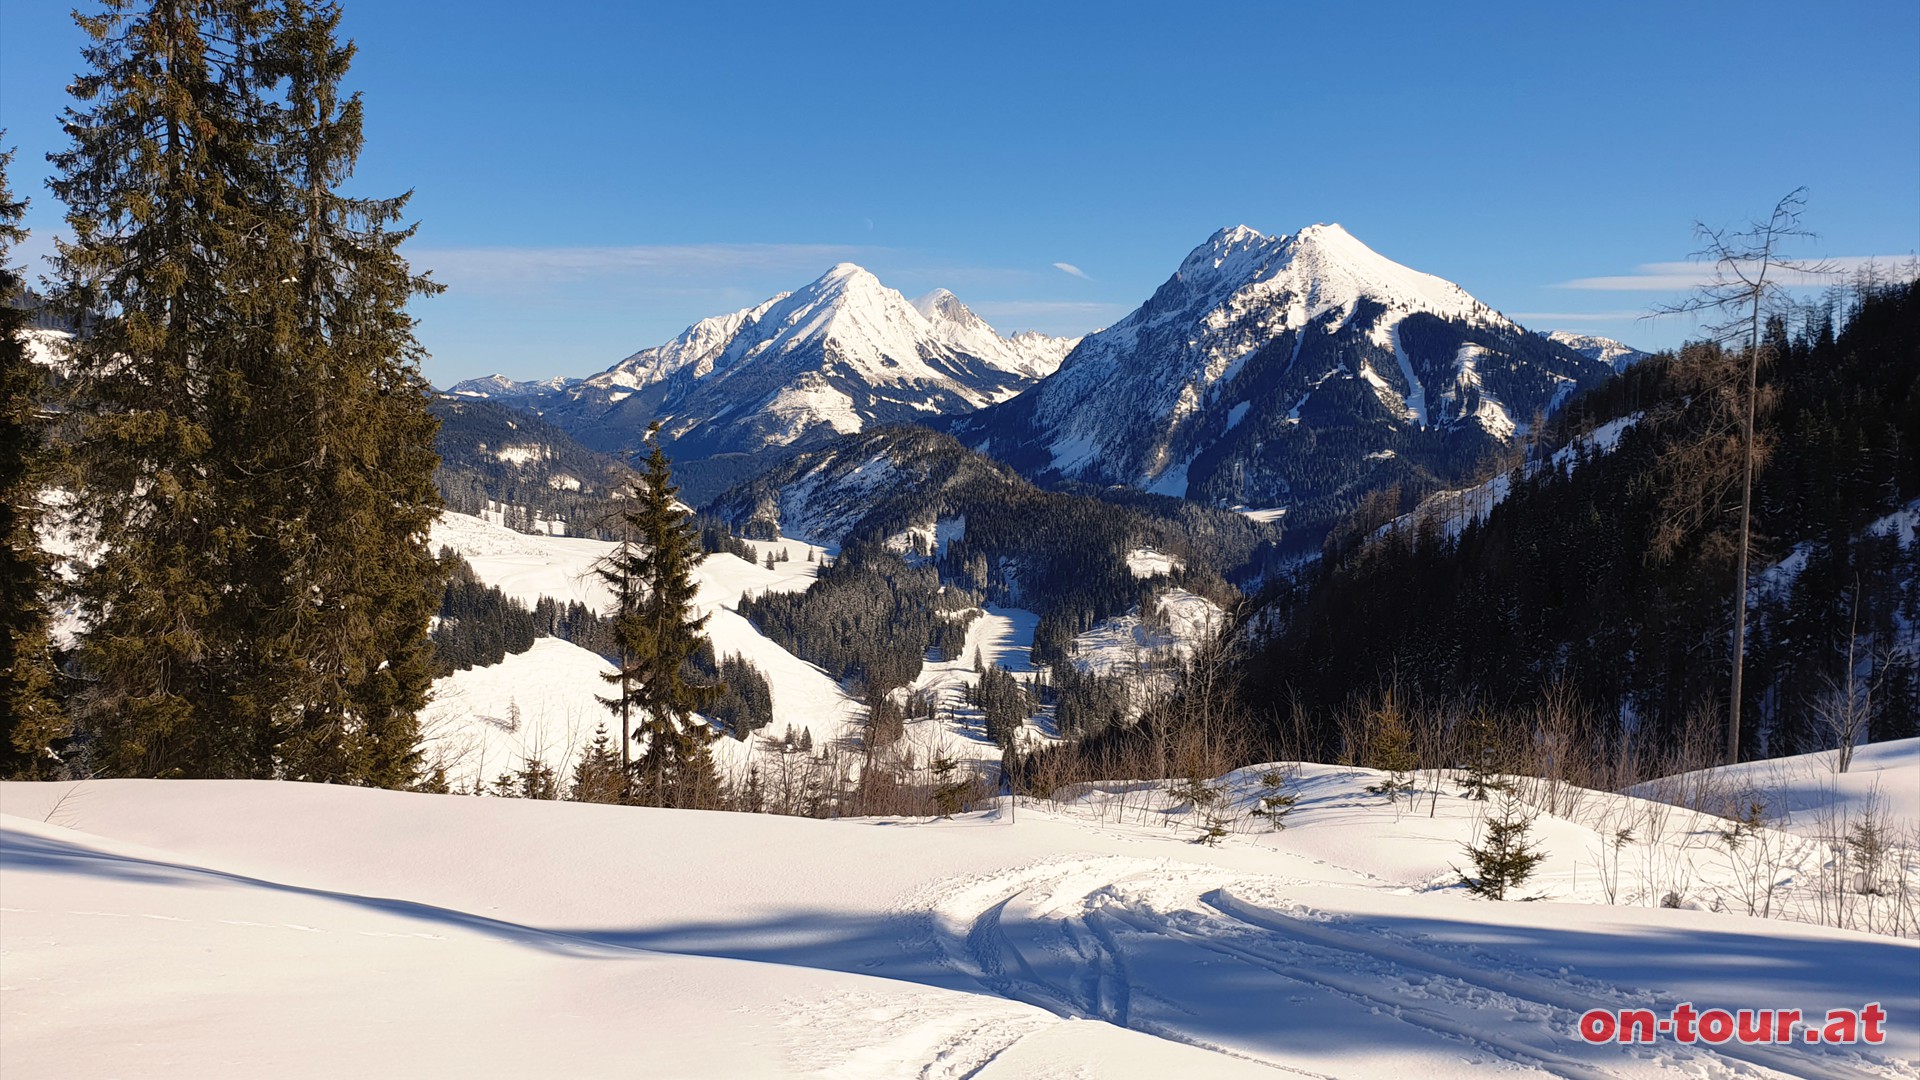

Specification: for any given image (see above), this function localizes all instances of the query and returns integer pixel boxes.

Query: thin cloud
[1052,261,1091,280]
[1511,311,1648,324]
[1558,254,1913,291]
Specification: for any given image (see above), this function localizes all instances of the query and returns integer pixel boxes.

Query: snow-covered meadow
[4,741,1915,1078]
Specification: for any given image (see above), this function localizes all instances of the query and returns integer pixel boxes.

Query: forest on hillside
[1237,279,1919,758]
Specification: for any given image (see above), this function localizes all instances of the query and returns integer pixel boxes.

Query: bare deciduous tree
[1650,188,1834,765]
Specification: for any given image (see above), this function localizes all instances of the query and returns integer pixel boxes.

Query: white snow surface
[1629,737,1919,842]
[1123,547,1181,579]
[5,740,1915,1078]
[1072,588,1222,679]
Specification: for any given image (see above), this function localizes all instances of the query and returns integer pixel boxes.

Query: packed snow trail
[911,857,1914,1080]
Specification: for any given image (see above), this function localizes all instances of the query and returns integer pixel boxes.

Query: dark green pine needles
[596,423,723,808]
[50,0,444,784]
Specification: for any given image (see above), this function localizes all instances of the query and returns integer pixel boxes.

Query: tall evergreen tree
[50,0,442,783]
[263,0,445,786]
[52,0,280,777]
[0,141,70,777]
[598,423,720,807]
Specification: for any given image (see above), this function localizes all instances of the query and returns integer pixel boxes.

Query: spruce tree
[567,723,623,804]
[52,0,284,777]
[598,423,720,807]
[262,0,445,786]
[1460,795,1547,900]
[0,142,70,777]
[51,1,442,783]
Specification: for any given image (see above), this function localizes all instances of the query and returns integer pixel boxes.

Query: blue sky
[3,0,1916,386]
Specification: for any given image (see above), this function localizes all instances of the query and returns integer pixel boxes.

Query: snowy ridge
[1546,331,1651,372]
[1375,411,1644,543]
[484,266,1075,461]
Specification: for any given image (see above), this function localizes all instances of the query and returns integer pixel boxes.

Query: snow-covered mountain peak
[1544,331,1650,372]
[911,287,967,321]
[809,260,886,294]
[1275,222,1498,326]
[500,264,1075,461]
[955,222,1612,522]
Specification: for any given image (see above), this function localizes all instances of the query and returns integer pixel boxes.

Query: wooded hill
[431,395,640,538]
[717,426,1284,691]
[1237,279,1920,758]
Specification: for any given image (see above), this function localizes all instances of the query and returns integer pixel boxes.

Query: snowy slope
[1630,737,1920,841]
[5,747,1914,1078]
[426,511,859,787]
[485,266,1075,462]
[428,509,1058,783]
[954,224,1611,536]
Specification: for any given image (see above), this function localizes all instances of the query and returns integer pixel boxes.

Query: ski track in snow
[908,857,1905,1080]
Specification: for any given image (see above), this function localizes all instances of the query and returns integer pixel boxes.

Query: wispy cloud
[412,242,878,291]
[1052,261,1091,280]
[1558,254,1913,292]
[1511,311,1649,324]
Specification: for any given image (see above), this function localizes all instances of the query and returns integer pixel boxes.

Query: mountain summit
[457,265,1076,464]
[952,223,1612,543]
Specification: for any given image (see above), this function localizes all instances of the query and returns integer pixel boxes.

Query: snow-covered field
[4,743,1915,1078]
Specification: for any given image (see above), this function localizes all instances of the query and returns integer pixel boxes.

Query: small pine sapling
[1460,795,1547,900]
[1455,714,1510,801]
[1252,769,1299,830]
[1848,810,1890,895]
[1171,775,1230,845]
[1364,713,1418,802]
[1717,799,1766,851]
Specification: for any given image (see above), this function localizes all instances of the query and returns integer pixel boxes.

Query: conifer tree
[0,142,69,777]
[52,1,283,777]
[1460,794,1546,900]
[263,0,445,786]
[567,723,623,804]
[598,423,720,807]
[50,1,442,782]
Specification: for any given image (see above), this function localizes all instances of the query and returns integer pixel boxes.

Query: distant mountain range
[447,265,1077,462]
[442,225,1637,545]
